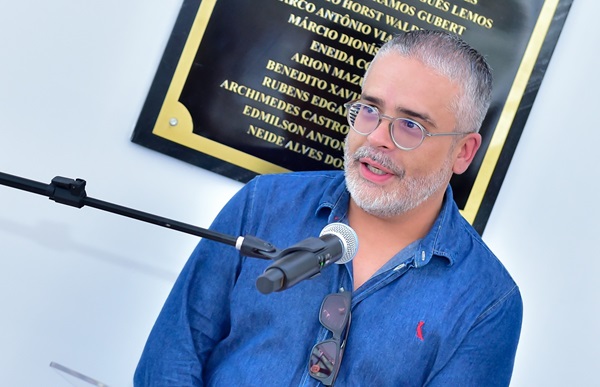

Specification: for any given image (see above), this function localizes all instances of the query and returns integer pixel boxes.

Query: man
[135,30,522,386]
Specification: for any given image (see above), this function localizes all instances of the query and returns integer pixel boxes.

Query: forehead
[362,53,460,126]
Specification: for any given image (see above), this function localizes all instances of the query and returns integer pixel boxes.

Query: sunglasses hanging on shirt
[308,290,352,386]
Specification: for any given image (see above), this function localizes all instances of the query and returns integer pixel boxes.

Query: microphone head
[320,222,359,264]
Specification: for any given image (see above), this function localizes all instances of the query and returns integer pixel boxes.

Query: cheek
[403,149,451,177]
[344,132,363,155]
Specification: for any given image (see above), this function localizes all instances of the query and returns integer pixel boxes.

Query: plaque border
[132,0,574,234]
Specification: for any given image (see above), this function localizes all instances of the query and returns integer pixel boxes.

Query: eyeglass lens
[320,293,350,332]
[308,292,351,385]
[309,340,338,379]
[347,103,424,149]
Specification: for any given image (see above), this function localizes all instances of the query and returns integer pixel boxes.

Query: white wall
[483,0,600,384]
[0,0,597,386]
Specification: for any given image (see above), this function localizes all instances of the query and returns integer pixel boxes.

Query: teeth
[366,164,387,175]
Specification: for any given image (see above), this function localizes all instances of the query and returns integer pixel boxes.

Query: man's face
[344,53,462,218]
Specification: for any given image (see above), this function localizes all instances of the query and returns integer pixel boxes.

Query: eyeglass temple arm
[426,131,470,137]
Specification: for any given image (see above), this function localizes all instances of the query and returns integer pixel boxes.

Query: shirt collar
[316,172,349,222]
[414,185,457,268]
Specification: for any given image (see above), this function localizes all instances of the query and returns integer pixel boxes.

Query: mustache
[350,146,404,176]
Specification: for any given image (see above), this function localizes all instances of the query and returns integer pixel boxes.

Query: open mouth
[358,157,396,183]
[364,163,389,175]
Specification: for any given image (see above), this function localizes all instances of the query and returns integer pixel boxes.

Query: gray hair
[365,30,493,133]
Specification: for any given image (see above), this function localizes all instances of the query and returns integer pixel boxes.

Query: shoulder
[452,218,521,317]
[429,192,520,309]
[241,171,344,207]
[248,170,342,190]
[221,170,345,236]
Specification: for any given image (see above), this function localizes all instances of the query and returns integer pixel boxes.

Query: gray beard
[343,144,452,218]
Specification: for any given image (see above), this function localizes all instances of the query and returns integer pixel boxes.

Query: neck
[346,189,446,290]
[348,188,446,246]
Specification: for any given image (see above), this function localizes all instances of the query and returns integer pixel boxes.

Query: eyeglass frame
[344,100,470,151]
[308,290,352,386]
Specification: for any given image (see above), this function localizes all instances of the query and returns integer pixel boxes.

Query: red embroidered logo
[416,321,425,341]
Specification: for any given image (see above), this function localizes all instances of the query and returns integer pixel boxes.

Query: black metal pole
[0,171,279,260]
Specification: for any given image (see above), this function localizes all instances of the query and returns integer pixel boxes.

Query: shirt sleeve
[425,285,523,387]
[134,183,253,386]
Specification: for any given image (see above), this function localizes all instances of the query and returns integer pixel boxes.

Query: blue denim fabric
[134,171,522,386]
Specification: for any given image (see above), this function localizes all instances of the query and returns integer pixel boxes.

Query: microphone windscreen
[320,223,359,264]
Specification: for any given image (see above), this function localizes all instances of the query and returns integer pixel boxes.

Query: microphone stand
[0,171,280,261]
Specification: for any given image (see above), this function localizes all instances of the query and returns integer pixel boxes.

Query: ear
[452,133,482,174]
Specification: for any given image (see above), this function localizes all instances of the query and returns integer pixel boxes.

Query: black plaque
[132,0,573,233]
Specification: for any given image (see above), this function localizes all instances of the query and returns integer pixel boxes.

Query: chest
[351,237,413,289]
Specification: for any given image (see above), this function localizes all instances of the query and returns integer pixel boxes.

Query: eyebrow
[360,94,438,129]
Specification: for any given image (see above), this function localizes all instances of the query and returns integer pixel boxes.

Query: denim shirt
[135,171,522,386]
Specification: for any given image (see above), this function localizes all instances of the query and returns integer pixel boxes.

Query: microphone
[255,223,358,294]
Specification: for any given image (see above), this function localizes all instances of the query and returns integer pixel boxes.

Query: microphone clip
[237,236,329,263]
[48,176,88,208]
[255,236,337,294]
[277,237,332,266]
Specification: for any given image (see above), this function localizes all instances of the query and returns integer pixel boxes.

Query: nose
[367,116,395,149]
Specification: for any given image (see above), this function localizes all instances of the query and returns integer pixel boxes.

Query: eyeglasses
[308,291,352,386]
[344,101,468,150]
